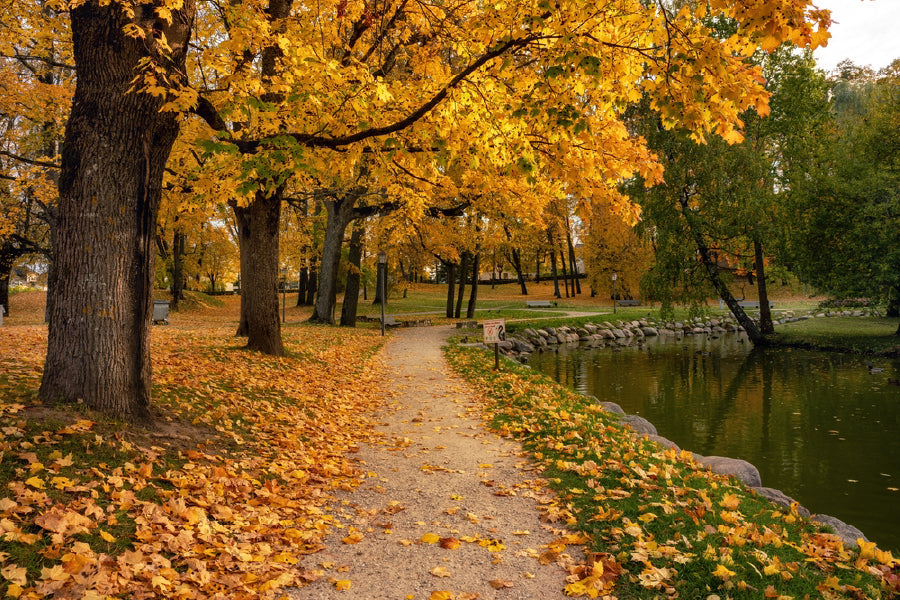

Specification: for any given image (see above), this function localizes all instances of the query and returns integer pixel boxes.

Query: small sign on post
[483,318,506,370]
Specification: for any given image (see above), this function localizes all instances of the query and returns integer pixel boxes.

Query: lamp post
[281,267,287,323]
[612,272,617,314]
[378,252,387,336]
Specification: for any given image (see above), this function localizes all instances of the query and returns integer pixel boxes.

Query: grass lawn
[773,316,900,354]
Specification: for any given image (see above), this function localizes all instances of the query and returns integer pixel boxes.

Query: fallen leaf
[430,566,452,577]
[439,537,461,549]
[488,579,513,589]
[421,533,440,544]
[334,579,351,591]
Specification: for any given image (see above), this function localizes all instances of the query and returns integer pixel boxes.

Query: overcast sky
[812,0,900,73]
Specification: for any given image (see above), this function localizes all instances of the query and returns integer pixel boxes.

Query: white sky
[812,0,900,73]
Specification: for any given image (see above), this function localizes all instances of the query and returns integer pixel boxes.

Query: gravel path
[289,326,582,600]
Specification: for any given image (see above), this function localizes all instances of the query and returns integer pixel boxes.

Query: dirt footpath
[289,326,582,600]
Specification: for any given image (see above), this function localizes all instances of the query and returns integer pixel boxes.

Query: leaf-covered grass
[445,344,900,599]
[773,317,900,355]
[0,320,388,599]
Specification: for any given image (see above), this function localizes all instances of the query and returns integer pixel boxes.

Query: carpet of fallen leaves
[445,345,900,600]
[0,318,387,599]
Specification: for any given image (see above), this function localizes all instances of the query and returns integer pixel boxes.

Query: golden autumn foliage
[0,307,389,599]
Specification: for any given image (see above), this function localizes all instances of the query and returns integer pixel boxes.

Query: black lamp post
[378,252,387,336]
[612,272,617,314]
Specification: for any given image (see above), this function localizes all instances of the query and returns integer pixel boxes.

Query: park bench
[738,300,774,309]
[381,315,400,327]
[455,320,478,328]
[525,300,555,308]
[616,299,641,307]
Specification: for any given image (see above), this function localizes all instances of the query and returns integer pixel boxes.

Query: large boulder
[812,514,869,548]
[641,327,659,336]
[597,401,625,415]
[643,434,679,451]
[621,414,657,435]
[697,455,762,487]
[751,487,810,517]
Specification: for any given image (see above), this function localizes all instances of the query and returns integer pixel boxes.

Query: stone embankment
[476,310,875,548]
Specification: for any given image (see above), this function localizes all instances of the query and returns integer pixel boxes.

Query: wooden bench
[381,315,400,327]
[455,320,478,328]
[616,299,641,307]
[525,300,555,308]
[737,300,773,309]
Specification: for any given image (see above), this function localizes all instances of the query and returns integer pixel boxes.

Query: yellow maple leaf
[429,592,453,600]
[421,532,440,544]
[334,580,351,591]
[713,564,736,580]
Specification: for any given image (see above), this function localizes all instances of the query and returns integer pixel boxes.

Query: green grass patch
[444,343,898,599]
[773,317,900,355]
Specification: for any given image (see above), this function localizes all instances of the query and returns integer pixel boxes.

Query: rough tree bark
[296,267,308,307]
[466,252,480,319]
[559,249,570,298]
[547,230,561,298]
[0,261,10,317]
[754,239,774,335]
[171,230,185,310]
[339,225,364,327]
[310,194,357,323]
[232,191,284,355]
[454,252,468,318]
[39,0,195,422]
[445,262,456,318]
[566,222,581,295]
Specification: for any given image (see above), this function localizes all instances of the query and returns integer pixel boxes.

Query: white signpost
[483,318,506,369]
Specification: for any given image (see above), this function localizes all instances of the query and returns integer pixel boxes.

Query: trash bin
[152,300,169,325]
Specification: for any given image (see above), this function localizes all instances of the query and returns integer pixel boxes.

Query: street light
[612,272,617,314]
[378,252,387,336]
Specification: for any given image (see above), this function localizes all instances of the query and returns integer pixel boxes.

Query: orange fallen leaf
[439,537,460,549]
[488,579,513,589]
[430,566,452,578]
[429,592,453,600]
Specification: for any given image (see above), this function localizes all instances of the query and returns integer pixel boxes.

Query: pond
[525,333,900,551]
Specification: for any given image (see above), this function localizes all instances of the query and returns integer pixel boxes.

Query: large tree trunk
[466,252,480,319]
[445,262,456,318]
[234,204,250,336]
[548,230,561,298]
[311,197,355,323]
[296,267,308,306]
[455,252,468,318]
[171,229,185,310]
[340,225,364,327]
[234,191,285,355]
[305,259,317,306]
[0,260,10,318]
[39,0,195,422]
[559,249,570,297]
[754,239,774,335]
[566,224,581,295]
[509,248,528,295]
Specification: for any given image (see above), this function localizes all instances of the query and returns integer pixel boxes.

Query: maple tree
[27,0,832,418]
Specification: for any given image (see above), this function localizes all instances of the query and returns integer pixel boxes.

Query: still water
[526,334,900,551]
